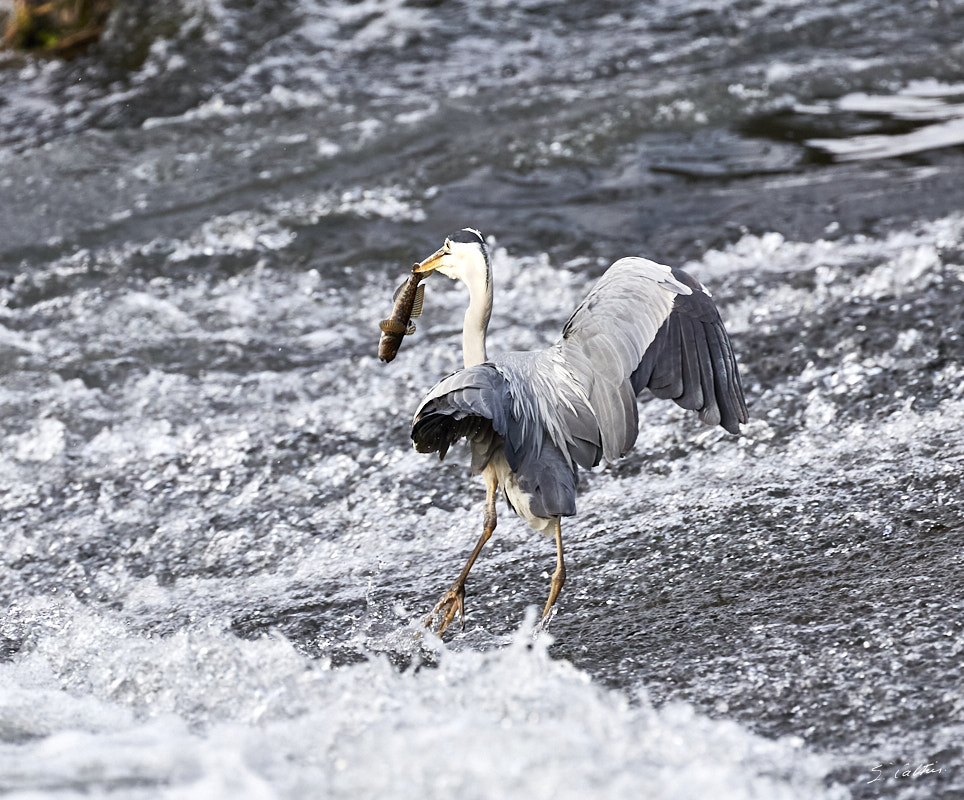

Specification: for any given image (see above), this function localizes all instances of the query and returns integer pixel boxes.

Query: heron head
[414,228,489,286]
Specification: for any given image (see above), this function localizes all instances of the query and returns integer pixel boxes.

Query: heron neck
[462,269,491,368]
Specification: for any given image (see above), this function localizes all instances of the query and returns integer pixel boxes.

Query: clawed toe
[424,584,466,635]
[539,604,558,631]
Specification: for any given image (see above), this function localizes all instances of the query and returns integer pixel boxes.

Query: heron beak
[414,246,447,274]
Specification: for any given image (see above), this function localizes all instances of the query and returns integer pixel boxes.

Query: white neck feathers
[461,257,491,368]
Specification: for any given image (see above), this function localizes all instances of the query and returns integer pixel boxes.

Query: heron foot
[540,562,566,624]
[424,582,466,635]
[538,605,558,632]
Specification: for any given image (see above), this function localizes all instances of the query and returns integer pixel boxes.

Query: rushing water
[1,1,963,798]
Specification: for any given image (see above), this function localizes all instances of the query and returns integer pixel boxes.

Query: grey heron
[411,229,747,634]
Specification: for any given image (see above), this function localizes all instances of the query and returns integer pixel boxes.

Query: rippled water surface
[2,1,964,798]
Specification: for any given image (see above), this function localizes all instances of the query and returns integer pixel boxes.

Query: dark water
[2,1,964,798]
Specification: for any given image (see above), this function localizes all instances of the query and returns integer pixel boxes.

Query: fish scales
[378,266,425,362]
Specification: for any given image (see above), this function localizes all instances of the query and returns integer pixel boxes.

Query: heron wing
[559,257,688,460]
[630,269,748,434]
[559,257,746,457]
[412,363,579,518]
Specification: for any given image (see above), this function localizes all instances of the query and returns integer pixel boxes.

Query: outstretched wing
[560,257,747,459]
[631,269,747,434]
[411,364,579,518]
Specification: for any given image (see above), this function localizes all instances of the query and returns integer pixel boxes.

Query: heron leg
[426,471,498,635]
[541,518,566,622]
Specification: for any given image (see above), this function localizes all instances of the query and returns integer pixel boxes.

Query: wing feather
[563,257,746,444]
[629,269,747,433]
[643,311,683,398]
[693,325,720,426]
[678,317,706,409]
[561,257,690,460]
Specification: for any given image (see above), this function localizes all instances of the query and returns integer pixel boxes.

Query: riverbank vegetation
[2,0,114,57]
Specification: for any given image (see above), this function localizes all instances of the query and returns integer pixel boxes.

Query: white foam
[11,418,67,463]
[168,211,297,262]
[809,117,964,161]
[805,82,964,160]
[0,600,842,800]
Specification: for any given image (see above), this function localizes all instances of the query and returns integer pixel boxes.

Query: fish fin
[405,321,416,335]
[380,318,407,335]
[410,284,425,318]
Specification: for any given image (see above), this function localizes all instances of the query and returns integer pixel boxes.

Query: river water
[1,1,963,798]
